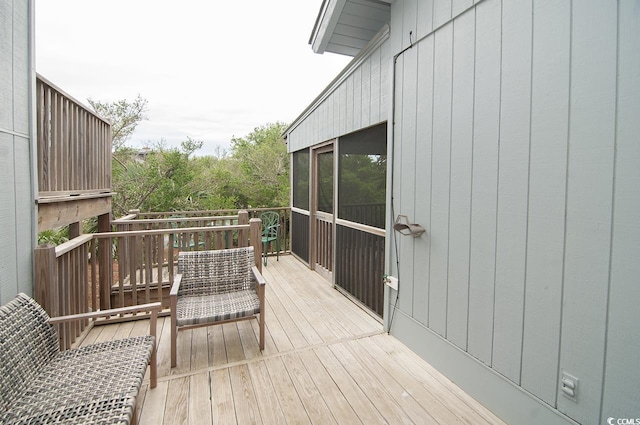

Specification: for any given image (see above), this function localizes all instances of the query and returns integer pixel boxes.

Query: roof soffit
[309,0,391,57]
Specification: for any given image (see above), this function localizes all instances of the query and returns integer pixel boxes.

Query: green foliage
[38,227,69,245]
[230,122,290,207]
[88,95,148,151]
[111,138,204,218]
[93,94,290,215]
[339,154,386,205]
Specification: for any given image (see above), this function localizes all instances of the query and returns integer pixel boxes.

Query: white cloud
[35,0,350,156]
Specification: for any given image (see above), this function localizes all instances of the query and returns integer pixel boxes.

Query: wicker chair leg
[259,314,265,350]
[171,318,177,368]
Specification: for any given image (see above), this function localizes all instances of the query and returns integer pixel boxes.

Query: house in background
[285,1,639,424]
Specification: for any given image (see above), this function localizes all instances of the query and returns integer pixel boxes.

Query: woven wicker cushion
[175,290,261,326]
[4,336,154,425]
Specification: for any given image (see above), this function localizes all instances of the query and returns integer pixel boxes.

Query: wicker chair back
[177,246,255,296]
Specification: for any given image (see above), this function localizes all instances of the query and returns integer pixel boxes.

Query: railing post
[69,221,81,239]
[238,210,248,247]
[34,243,59,318]
[250,218,262,273]
[98,212,112,309]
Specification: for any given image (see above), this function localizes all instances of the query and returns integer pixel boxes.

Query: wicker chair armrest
[48,302,160,389]
[47,302,162,324]
[252,266,266,287]
[170,274,183,298]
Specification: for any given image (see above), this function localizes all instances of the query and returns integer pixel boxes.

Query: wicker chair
[170,246,266,367]
[0,293,159,425]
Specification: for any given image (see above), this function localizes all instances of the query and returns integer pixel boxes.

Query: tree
[111,138,203,217]
[230,122,290,207]
[87,93,290,216]
[88,95,148,151]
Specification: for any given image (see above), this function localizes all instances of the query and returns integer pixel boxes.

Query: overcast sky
[35,1,350,156]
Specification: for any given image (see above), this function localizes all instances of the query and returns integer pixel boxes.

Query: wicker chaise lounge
[170,246,266,367]
[0,293,159,425]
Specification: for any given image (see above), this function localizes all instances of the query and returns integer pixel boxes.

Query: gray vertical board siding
[13,0,29,134]
[393,58,412,314]
[492,0,532,385]
[412,35,434,326]
[446,8,475,351]
[391,0,405,53]
[417,0,434,40]
[433,0,452,29]
[557,1,617,423]
[0,0,33,304]
[402,0,418,46]
[0,0,12,130]
[399,44,418,317]
[15,137,32,295]
[346,74,355,135]
[452,0,472,18]
[333,91,340,138]
[467,0,501,366]
[360,56,371,126]
[353,67,363,131]
[602,2,640,420]
[379,41,390,120]
[369,47,381,123]
[401,0,418,318]
[520,0,570,406]
[0,133,18,304]
[427,22,453,336]
[339,84,347,136]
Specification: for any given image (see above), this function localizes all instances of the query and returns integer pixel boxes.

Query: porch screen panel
[293,149,310,210]
[291,211,309,263]
[338,124,387,229]
[335,224,385,316]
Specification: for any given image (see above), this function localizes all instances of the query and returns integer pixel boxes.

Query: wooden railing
[126,207,291,258]
[36,74,111,197]
[34,215,263,348]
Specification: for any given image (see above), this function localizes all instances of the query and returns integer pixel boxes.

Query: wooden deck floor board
[296,349,363,425]
[262,262,339,343]
[329,342,414,425]
[228,364,262,425]
[312,345,388,425]
[191,326,210,371]
[265,355,312,425]
[164,376,189,425]
[283,352,338,425]
[372,334,502,425]
[211,369,237,425]
[81,255,505,425]
[246,360,288,425]
[188,373,213,425]
[357,336,469,425]
[208,324,227,367]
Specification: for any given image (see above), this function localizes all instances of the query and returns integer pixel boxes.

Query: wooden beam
[38,196,112,232]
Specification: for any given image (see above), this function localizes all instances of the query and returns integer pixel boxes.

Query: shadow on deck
[80,255,504,425]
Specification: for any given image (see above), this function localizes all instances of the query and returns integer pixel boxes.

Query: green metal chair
[260,211,280,266]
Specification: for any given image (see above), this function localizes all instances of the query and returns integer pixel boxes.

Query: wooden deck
[80,255,505,425]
